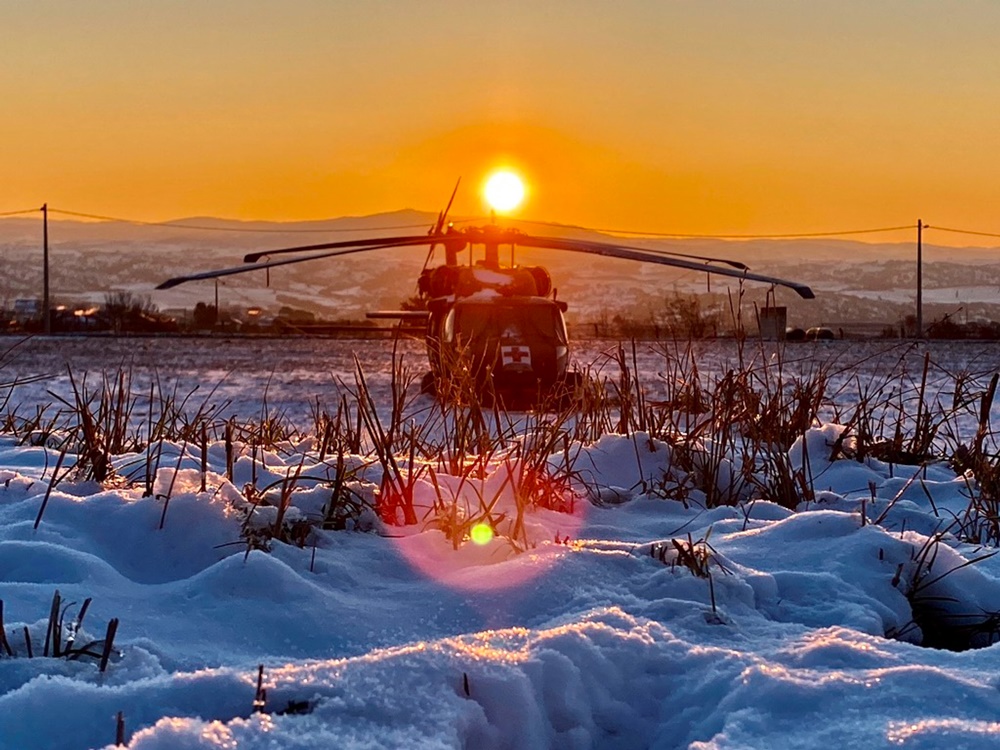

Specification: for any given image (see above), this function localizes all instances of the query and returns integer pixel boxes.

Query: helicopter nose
[501,344,533,369]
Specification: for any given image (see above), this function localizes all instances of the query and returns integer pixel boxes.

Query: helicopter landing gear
[420,371,437,396]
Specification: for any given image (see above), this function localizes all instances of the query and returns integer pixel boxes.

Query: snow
[840,286,1000,305]
[3,338,1000,748]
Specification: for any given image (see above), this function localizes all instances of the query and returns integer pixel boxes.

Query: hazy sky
[4,1,1000,242]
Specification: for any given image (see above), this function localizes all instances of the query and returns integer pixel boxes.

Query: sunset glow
[3,3,1000,244]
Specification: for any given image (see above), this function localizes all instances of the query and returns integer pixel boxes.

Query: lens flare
[470,523,494,545]
[484,171,525,212]
[388,463,586,593]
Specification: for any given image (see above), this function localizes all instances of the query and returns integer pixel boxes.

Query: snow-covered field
[4,336,1000,749]
[6,335,1000,424]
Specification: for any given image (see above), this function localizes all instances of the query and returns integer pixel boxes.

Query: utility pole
[42,203,50,335]
[214,279,220,327]
[916,219,923,338]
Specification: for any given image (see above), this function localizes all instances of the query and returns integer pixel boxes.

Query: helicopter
[157,178,814,406]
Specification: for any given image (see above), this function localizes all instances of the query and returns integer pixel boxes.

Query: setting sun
[484,171,525,212]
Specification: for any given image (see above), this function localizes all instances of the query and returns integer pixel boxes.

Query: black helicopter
[157,184,814,405]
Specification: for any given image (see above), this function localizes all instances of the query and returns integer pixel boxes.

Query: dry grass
[0,591,119,670]
[2,336,1000,556]
[6,334,1000,651]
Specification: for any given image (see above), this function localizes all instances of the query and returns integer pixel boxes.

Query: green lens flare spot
[470,523,494,546]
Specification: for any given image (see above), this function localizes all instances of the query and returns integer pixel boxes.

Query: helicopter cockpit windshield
[449,301,567,345]
[436,298,570,392]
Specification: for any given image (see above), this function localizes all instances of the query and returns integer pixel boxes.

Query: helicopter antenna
[422,177,461,271]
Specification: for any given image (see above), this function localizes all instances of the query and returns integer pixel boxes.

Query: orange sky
[3,2,1000,245]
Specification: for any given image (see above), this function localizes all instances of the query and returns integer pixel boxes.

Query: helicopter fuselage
[425,292,570,404]
[156,210,815,408]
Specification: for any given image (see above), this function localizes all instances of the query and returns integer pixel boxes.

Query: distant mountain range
[2,211,999,331]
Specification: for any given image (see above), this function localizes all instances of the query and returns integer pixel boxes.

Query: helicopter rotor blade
[157,241,421,290]
[242,234,438,264]
[518,236,815,299]
[611,245,747,270]
[424,177,462,270]
[159,222,812,298]
[538,236,748,270]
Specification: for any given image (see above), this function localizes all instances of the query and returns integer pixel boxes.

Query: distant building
[758,306,787,341]
[12,299,40,320]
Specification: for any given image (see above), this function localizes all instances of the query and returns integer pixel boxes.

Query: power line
[15,205,1000,243]
[24,207,920,240]
[514,218,916,240]
[926,225,1000,240]
[46,207,435,234]
[627,224,917,239]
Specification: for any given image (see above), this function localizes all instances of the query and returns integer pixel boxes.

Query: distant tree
[926,312,964,339]
[193,302,218,329]
[611,313,654,340]
[399,294,427,312]
[276,306,315,323]
[657,294,719,339]
[879,324,901,339]
[102,291,159,332]
[972,321,1000,340]
[592,307,613,338]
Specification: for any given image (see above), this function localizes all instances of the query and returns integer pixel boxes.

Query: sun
[484,170,525,212]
